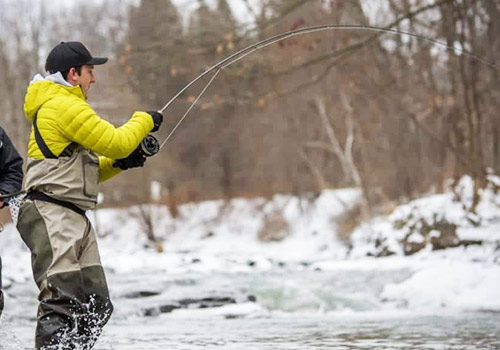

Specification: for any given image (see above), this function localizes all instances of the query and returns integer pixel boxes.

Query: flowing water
[1,265,499,349]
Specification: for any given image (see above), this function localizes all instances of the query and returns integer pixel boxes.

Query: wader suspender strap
[30,116,85,216]
[33,115,57,159]
[33,115,77,158]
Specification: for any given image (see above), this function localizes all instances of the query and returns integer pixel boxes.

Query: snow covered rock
[351,175,500,257]
[397,218,460,255]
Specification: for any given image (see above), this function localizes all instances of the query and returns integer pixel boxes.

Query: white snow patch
[382,261,500,311]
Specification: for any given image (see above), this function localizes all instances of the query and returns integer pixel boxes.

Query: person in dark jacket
[0,125,24,318]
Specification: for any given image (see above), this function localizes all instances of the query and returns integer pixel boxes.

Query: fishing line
[160,68,222,149]
[157,24,498,149]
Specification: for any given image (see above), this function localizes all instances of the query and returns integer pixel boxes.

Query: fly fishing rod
[156,24,499,150]
[1,26,497,202]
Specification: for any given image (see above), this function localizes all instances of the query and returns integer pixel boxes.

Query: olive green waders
[17,198,113,349]
[19,115,114,349]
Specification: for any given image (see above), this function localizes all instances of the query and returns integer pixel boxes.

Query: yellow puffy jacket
[24,75,154,182]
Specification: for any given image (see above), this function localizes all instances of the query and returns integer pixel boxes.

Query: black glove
[148,111,163,132]
[113,153,147,170]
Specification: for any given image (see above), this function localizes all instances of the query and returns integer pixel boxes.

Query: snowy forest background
[0,0,499,224]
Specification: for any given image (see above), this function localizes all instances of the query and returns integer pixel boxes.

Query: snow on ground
[95,188,360,268]
[381,259,500,312]
[1,182,499,317]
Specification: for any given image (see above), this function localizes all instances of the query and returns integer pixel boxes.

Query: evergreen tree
[125,0,185,106]
[216,0,236,35]
[187,0,215,47]
[187,0,236,53]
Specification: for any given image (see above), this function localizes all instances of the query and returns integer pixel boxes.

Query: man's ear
[66,67,79,83]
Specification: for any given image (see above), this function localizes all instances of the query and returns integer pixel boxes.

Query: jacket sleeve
[0,127,24,205]
[98,156,122,183]
[58,99,154,160]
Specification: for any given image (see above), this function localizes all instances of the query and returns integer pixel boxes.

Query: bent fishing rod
[155,24,499,150]
[1,25,497,202]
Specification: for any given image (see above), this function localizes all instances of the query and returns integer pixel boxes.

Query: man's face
[73,65,96,97]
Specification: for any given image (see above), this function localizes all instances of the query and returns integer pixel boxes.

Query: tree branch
[262,0,456,79]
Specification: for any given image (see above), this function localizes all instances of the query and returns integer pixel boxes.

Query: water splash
[8,193,25,226]
[39,295,112,350]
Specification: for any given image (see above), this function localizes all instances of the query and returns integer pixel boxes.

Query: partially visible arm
[98,156,122,183]
[59,99,154,159]
[0,127,24,207]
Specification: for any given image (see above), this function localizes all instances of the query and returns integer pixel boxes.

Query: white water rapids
[1,260,499,349]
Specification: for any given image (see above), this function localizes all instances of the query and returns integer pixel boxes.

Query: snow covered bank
[351,175,500,258]
[95,188,361,264]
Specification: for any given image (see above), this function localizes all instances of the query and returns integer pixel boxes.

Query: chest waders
[16,116,113,350]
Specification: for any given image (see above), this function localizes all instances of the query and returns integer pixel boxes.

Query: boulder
[400,219,465,255]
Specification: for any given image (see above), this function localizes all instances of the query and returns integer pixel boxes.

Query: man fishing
[16,41,163,350]
[0,125,24,319]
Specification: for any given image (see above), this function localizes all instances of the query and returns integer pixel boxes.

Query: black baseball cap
[45,41,108,73]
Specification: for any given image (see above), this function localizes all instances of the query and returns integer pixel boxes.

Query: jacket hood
[24,72,85,121]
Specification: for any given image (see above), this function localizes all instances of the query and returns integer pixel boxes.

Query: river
[2,264,499,349]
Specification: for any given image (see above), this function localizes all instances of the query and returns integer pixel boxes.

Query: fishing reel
[134,134,160,158]
[113,134,160,170]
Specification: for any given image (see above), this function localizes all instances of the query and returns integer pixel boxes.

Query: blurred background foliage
[0,0,498,216]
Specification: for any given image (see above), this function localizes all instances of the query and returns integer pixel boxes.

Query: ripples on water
[100,313,500,350]
[1,269,499,349]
